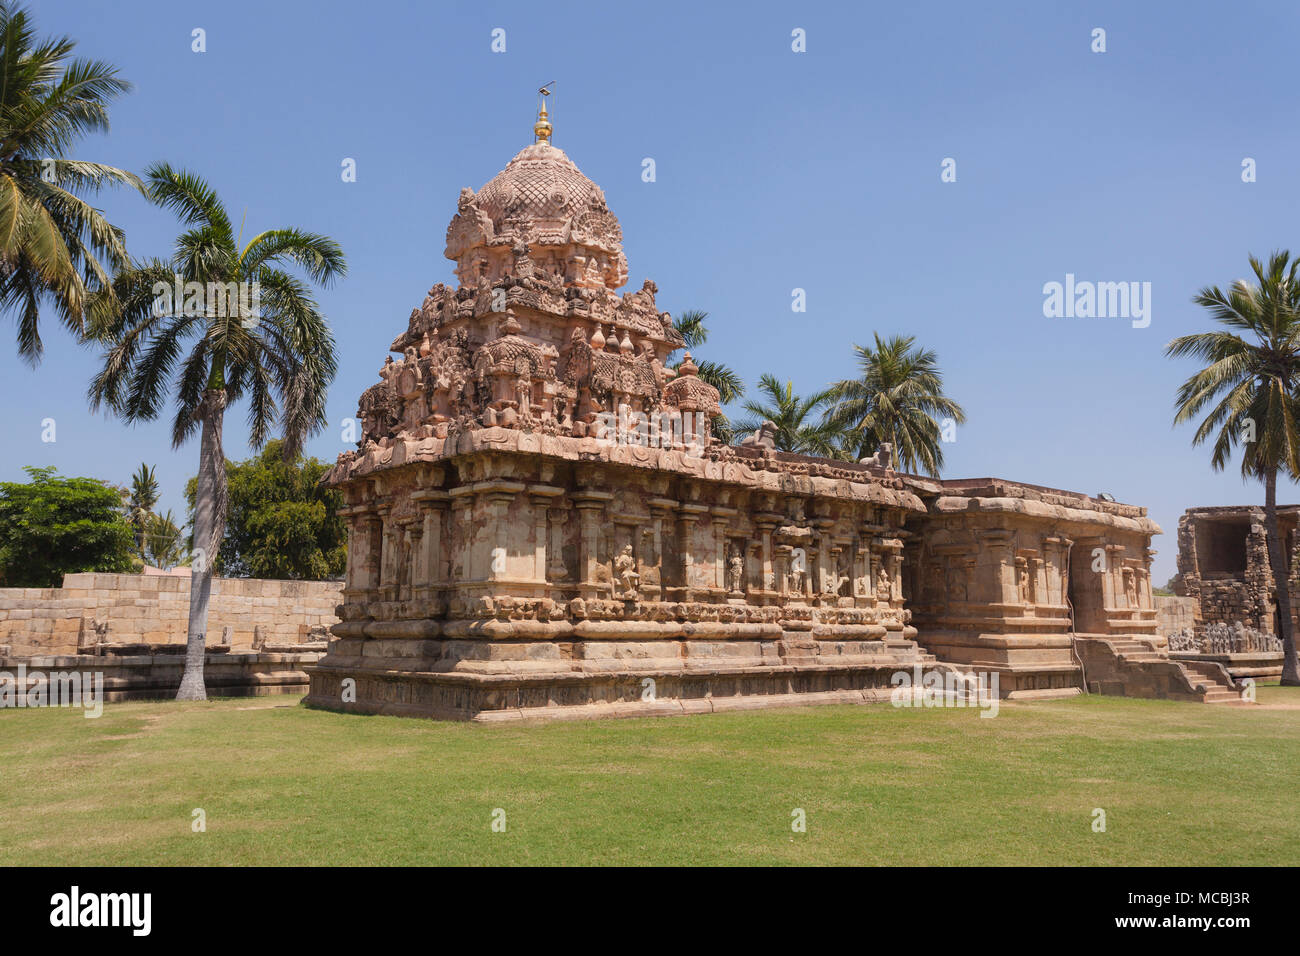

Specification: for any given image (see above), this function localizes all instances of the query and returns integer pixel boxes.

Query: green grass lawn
[2,687,1297,866]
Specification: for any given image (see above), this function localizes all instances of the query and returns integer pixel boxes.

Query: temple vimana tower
[305,103,1235,720]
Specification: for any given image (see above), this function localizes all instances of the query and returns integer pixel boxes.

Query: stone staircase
[1178,660,1244,703]
[1075,636,1245,704]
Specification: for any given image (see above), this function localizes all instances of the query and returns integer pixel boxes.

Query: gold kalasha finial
[534,82,554,144]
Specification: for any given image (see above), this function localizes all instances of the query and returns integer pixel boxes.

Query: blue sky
[7,0,1300,585]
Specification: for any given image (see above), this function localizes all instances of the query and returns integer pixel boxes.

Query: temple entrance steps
[1105,638,1164,662]
[1178,659,1245,702]
[905,631,1085,699]
[1074,635,1247,704]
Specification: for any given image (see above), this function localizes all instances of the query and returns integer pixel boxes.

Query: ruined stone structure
[1173,505,1300,635]
[1166,505,1294,681]
[304,111,1236,720]
[1155,594,1197,641]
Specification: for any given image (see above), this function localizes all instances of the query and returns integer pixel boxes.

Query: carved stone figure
[860,442,894,470]
[787,566,805,595]
[728,548,745,593]
[739,421,778,451]
[615,545,639,598]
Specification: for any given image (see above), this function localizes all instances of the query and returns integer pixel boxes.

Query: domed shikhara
[445,142,629,291]
[355,122,714,451]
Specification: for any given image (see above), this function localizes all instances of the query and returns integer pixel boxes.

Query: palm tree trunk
[176,389,228,701]
[1263,468,1300,686]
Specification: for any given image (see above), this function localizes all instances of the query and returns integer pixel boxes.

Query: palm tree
[0,1,142,362]
[823,333,967,476]
[732,374,841,456]
[89,164,345,700]
[144,509,186,569]
[1167,250,1300,686]
[127,462,160,557]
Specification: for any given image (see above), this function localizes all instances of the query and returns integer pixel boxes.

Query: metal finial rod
[534,82,555,144]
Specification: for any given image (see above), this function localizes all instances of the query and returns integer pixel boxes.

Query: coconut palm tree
[732,374,841,456]
[1167,250,1300,686]
[127,462,159,557]
[823,333,967,476]
[89,163,345,700]
[0,1,142,362]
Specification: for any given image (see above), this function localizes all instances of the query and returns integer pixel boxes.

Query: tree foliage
[671,309,744,404]
[87,163,343,458]
[185,439,344,580]
[126,461,158,556]
[0,465,135,586]
[1168,251,1300,480]
[142,508,186,569]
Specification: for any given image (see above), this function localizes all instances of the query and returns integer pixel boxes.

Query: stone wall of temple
[306,427,939,718]
[0,573,341,657]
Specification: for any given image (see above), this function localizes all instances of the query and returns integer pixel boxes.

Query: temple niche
[305,108,1184,721]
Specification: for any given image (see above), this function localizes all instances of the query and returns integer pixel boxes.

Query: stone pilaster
[573,491,614,599]
[480,481,526,583]
[528,484,565,587]
[377,504,396,602]
[978,529,1016,606]
[710,507,737,593]
[411,489,450,601]
[677,503,709,598]
[754,513,781,600]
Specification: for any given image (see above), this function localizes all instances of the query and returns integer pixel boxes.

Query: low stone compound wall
[0,572,342,658]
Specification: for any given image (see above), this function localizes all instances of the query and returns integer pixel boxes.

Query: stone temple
[304,108,1241,720]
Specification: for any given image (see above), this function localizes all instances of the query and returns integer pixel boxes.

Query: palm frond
[144,162,233,240]
[240,229,347,286]
[0,2,135,360]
